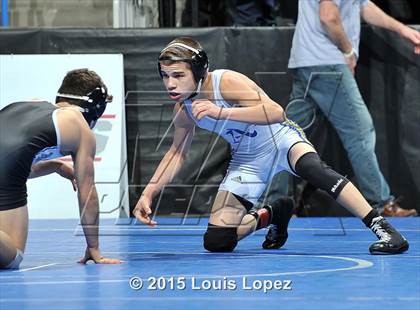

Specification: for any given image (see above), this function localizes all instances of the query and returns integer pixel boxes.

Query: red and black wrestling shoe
[262,197,295,250]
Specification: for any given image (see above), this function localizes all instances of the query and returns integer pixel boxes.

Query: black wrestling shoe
[262,197,295,250]
[369,216,409,255]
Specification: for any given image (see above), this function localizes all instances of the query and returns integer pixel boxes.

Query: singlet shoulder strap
[211,69,230,105]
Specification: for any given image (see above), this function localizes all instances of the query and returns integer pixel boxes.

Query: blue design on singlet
[226,128,258,143]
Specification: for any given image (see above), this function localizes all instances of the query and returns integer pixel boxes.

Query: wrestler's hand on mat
[133,195,157,227]
[56,161,77,191]
[78,247,123,264]
[399,26,420,54]
[192,99,222,120]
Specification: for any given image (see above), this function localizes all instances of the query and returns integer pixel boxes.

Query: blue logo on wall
[226,128,257,143]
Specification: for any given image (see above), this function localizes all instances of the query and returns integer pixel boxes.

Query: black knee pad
[294,152,349,200]
[203,224,238,252]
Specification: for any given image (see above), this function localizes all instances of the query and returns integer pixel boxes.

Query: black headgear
[56,87,110,128]
[157,42,209,95]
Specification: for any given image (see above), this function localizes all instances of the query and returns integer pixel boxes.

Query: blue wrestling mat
[0,217,419,310]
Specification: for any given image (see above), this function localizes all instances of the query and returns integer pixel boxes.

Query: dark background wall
[0,26,419,216]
